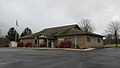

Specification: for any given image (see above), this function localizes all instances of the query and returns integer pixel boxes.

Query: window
[58,38,64,41]
[64,38,71,41]
[98,39,100,43]
[87,37,90,43]
[39,39,44,44]
[35,40,37,44]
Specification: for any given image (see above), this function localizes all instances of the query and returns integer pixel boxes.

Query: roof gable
[39,24,80,36]
[20,24,104,39]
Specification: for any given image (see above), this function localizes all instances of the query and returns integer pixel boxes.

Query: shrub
[63,41,72,48]
[55,46,58,48]
[59,41,64,48]
[76,45,79,49]
[4,44,9,47]
[59,41,72,48]
[25,42,32,47]
[40,43,46,47]
[17,42,24,47]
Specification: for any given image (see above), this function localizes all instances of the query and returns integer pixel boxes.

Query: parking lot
[0,47,120,68]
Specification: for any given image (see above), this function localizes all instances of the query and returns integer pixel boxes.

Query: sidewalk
[31,47,96,51]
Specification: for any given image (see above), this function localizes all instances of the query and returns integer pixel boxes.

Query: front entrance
[47,39,54,48]
[37,35,55,48]
[48,41,51,47]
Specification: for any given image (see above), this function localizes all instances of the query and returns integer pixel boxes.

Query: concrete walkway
[31,47,96,51]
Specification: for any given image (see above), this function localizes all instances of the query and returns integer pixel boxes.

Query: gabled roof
[20,24,104,39]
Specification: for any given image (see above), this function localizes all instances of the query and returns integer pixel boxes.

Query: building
[20,24,104,48]
[0,37,9,47]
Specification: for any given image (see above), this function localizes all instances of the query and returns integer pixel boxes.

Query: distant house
[20,24,104,48]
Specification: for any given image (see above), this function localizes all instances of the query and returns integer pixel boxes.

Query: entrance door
[48,40,54,47]
[48,41,51,47]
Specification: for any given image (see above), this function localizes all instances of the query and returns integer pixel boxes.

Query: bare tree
[105,20,120,47]
[78,18,95,32]
[105,34,113,45]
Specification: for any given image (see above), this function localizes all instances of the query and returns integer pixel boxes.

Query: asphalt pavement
[0,47,120,68]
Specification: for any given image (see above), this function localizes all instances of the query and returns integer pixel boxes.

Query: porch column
[37,39,39,48]
[74,35,77,48]
[47,39,49,47]
[51,40,54,48]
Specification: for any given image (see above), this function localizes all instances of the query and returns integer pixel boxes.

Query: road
[0,48,120,68]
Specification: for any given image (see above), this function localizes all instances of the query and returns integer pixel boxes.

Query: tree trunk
[115,30,118,47]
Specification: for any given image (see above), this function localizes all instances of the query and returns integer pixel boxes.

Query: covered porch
[35,35,56,48]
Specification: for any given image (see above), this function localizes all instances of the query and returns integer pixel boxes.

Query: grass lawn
[104,44,120,48]
[110,44,120,48]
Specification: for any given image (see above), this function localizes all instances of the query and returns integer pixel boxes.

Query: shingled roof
[20,24,104,39]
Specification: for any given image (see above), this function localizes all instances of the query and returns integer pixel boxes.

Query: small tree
[78,18,95,32]
[21,27,32,37]
[7,27,19,42]
[105,20,120,47]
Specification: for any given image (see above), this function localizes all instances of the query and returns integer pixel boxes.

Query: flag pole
[15,20,18,42]
[15,24,17,42]
[15,21,17,42]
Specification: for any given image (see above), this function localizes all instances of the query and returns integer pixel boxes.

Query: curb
[31,48,96,51]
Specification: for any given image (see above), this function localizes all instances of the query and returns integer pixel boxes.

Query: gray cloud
[0,0,120,36]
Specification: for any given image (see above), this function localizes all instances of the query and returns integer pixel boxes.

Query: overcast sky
[0,0,120,36]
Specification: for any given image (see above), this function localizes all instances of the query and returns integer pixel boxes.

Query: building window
[64,38,71,41]
[98,39,100,43]
[87,37,90,43]
[39,39,44,44]
[58,38,64,41]
[35,40,37,44]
